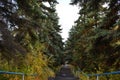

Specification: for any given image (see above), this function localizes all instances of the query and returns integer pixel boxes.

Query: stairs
[54,65,79,80]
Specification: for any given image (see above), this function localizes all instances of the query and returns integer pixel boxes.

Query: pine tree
[65,0,120,73]
[0,0,64,70]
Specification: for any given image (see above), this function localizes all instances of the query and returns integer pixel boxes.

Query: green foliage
[23,46,55,80]
[0,75,9,80]
[0,43,55,80]
[65,0,120,74]
[0,0,63,79]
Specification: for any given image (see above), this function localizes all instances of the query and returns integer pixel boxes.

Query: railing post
[87,76,89,80]
[96,76,99,80]
[22,74,25,80]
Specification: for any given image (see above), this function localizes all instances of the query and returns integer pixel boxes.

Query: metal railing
[87,71,120,80]
[0,71,25,80]
[1,70,120,80]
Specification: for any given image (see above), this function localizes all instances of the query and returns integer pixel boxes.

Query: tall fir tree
[65,0,120,73]
[0,0,64,71]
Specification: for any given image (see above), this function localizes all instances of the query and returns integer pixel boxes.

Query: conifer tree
[0,0,64,70]
[65,0,120,73]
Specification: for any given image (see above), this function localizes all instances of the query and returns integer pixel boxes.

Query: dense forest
[0,0,120,80]
[65,0,120,79]
[0,0,64,79]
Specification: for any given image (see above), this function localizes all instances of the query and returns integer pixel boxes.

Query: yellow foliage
[23,45,55,80]
[115,40,120,45]
[113,25,119,30]
[0,43,55,80]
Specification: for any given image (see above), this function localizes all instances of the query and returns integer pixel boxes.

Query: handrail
[87,71,120,76]
[87,71,120,80]
[0,71,24,75]
[0,70,38,80]
[0,71,25,80]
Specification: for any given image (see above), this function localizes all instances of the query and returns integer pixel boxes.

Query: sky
[56,0,79,42]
